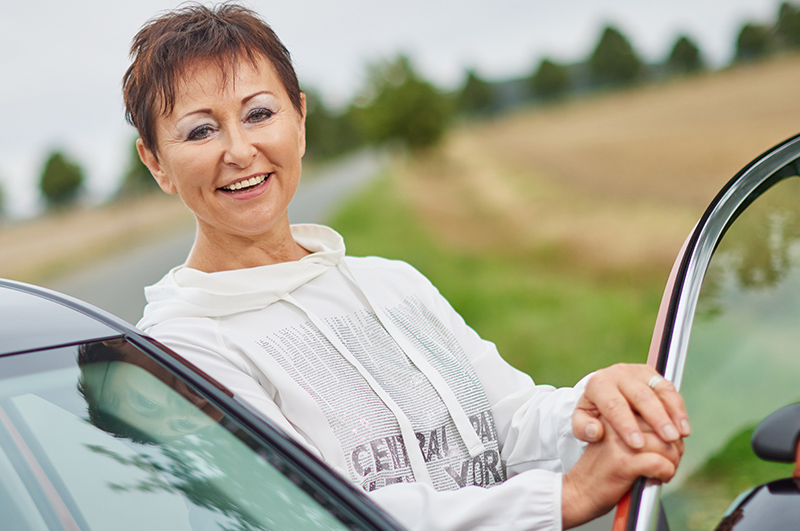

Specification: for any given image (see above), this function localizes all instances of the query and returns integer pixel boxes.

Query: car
[7,133,800,531]
[0,279,404,530]
[615,132,800,530]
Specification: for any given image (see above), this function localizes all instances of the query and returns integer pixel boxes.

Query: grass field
[331,53,800,385]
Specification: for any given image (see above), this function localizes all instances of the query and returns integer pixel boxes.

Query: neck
[185,219,310,272]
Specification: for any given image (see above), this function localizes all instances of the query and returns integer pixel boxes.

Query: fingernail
[681,419,692,435]
[630,432,644,449]
[585,422,599,441]
[663,425,679,441]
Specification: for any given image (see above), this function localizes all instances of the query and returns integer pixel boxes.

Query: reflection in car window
[660,175,800,529]
[0,340,355,530]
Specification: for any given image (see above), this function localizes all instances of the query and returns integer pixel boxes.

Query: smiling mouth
[220,174,270,192]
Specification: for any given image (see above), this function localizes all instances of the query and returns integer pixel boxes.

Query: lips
[220,173,270,192]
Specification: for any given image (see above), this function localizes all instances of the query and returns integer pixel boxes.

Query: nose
[222,125,257,167]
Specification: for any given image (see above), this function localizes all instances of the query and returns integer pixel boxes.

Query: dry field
[4,54,800,283]
[397,54,800,276]
[0,194,193,283]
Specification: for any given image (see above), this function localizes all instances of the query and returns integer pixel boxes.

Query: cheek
[282,130,306,165]
[165,147,215,191]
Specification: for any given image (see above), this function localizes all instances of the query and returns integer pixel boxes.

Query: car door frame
[613,132,800,531]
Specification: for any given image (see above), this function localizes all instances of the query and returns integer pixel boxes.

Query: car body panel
[0,282,119,355]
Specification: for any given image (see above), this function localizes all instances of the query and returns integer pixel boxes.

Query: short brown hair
[123,3,303,157]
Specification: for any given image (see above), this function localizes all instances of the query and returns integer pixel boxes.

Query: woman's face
[104,361,216,438]
[138,54,306,243]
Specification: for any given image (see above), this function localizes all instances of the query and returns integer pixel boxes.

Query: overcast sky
[0,0,782,218]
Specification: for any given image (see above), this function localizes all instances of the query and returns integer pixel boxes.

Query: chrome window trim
[663,136,800,391]
[631,133,800,531]
[634,480,661,531]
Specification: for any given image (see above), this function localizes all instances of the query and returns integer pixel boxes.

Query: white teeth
[223,174,268,191]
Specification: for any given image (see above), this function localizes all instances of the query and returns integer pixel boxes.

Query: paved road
[45,150,386,325]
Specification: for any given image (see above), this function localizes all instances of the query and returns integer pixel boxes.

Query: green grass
[329,171,664,387]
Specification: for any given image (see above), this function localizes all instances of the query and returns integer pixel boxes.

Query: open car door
[615,133,800,530]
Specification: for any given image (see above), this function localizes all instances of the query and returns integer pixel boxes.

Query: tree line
[5,1,800,217]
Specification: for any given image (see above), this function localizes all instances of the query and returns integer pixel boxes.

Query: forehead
[168,54,283,113]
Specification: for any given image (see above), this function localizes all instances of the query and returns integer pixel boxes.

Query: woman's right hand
[561,416,683,529]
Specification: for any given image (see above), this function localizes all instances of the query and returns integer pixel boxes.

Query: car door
[0,331,404,531]
[614,133,800,530]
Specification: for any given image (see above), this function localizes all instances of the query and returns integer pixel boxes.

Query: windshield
[0,338,356,530]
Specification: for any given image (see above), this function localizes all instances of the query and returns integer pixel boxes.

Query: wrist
[561,472,590,529]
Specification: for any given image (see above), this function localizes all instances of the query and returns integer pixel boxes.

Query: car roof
[0,279,124,355]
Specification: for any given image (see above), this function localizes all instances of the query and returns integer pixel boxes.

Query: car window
[0,339,362,531]
[658,173,800,530]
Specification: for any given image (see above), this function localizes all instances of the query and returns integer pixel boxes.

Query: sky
[0,0,784,218]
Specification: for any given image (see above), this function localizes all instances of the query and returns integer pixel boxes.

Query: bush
[0,180,6,220]
[666,35,704,74]
[736,23,771,61]
[456,69,494,116]
[353,56,452,151]
[530,58,569,99]
[776,2,800,48]
[118,139,159,197]
[303,89,363,161]
[589,26,642,87]
[39,150,84,209]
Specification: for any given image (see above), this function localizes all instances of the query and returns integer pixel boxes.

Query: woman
[127,4,688,529]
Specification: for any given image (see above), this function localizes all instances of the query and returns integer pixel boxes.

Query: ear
[136,138,177,195]
[298,92,307,158]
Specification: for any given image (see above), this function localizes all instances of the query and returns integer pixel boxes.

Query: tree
[776,2,800,48]
[303,89,362,160]
[735,23,771,61]
[0,180,6,221]
[119,138,159,196]
[589,26,642,87]
[530,58,569,99]
[354,56,452,151]
[456,69,494,116]
[666,35,704,74]
[39,150,84,209]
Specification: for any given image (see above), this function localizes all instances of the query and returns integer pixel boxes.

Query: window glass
[660,175,800,529]
[0,339,355,530]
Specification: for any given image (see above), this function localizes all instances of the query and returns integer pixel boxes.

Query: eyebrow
[242,90,274,105]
